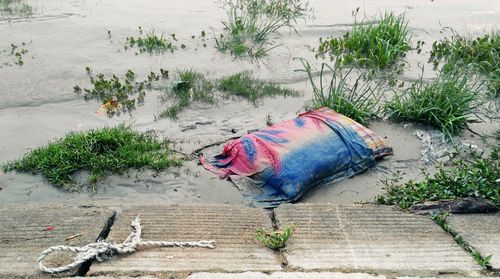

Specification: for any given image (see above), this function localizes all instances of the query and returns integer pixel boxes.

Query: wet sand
[0,0,499,206]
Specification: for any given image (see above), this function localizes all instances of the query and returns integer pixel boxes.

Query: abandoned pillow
[200,107,393,207]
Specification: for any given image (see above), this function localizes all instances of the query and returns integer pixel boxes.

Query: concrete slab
[447,213,500,270]
[187,272,386,279]
[275,204,481,276]
[267,272,385,279]
[187,272,269,279]
[0,204,114,278]
[89,205,281,275]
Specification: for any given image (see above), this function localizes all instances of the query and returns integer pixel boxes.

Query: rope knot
[37,216,215,274]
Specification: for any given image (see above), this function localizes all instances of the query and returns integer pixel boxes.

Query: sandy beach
[1,0,499,206]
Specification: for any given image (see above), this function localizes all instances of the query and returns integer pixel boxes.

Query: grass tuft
[385,68,483,137]
[297,59,383,126]
[157,71,300,119]
[218,71,300,104]
[126,30,175,54]
[157,70,215,119]
[317,12,411,69]
[216,0,310,59]
[429,32,500,97]
[255,226,294,250]
[0,0,32,19]
[376,147,499,209]
[2,125,181,191]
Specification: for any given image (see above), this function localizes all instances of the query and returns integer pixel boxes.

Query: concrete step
[88,205,281,275]
[3,203,492,278]
[187,272,386,279]
[275,204,481,277]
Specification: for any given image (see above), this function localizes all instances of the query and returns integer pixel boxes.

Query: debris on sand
[414,129,477,164]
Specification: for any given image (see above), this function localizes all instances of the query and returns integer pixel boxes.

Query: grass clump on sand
[158,69,215,119]
[157,70,301,119]
[126,30,175,54]
[429,32,500,96]
[2,125,181,192]
[385,68,483,137]
[218,71,300,104]
[10,43,28,66]
[317,12,411,69]
[1,43,28,68]
[298,59,383,126]
[376,148,499,209]
[0,0,32,19]
[216,0,310,59]
[74,67,168,116]
[255,226,294,250]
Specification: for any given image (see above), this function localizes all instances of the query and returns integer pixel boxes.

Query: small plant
[317,12,411,68]
[385,67,484,137]
[218,71,299,104]
[430,32,500,96]
[297,59,383,126]
[431,211,450,231]
[472,249,493,269]
[10,43,27,65]
[376,147,499,209]
[74,68,168,116]
[487,69,500,97]
[255,226,294,250]
[216,0,310,59]
[1,42,28,68]
[157,70,215,119]
[2,125,181,192]
[0,0,32,19]
[77,68,139,116]
[126,29,175,54]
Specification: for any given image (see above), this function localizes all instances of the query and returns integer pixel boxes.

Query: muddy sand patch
[0,0,499,206]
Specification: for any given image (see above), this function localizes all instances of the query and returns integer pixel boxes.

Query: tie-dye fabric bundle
[200,107,393,207]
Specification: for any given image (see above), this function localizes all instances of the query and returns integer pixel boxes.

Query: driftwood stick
[65,233,84,241]
[191,136,241,157]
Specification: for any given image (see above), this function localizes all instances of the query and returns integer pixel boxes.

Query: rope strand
[37,216,215,274]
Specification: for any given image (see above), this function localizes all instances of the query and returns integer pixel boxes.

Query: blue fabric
[248,121,374,207]
[200,108,391,208]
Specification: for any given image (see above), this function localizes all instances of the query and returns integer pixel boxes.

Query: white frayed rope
[37,216,215,274]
